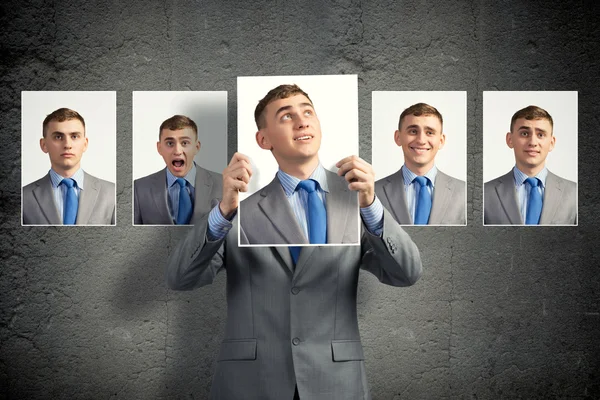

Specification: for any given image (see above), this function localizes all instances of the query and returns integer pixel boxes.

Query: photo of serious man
[166,80,422,400]
[373,92,467,226]
[22,107,116,225]
[133,115,222,225]
[484,103,577,225]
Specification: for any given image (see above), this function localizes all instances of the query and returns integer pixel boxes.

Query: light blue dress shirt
[166,164,197,223]
[402,165,437,223]
[49,168,84,220]
[513,166,547,223]
[207,164,384,240]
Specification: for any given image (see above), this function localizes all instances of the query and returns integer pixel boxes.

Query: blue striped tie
[61,178,78,225]
[290,179,326,264]
[525,177,542,225]
[176,178,193,225]
[413,176,431,225]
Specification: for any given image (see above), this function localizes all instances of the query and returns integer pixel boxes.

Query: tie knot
[176,177,187,188]
[413,176,429,188]
[297,179,318,193]
[525,177,540,188]
[61,178,76,188]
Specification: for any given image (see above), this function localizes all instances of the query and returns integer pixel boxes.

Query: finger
[226,166,251,184]
[347,181,373,193]
[224,176,249,192]
[343,168,372,184]
[335,154,361,168]
[228,152,251,167]
[338,159,373,177]
[228,160,253,178]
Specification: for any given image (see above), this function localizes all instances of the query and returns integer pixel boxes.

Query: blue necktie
[61,178,78,225]
[525,177,543,225]
[176,178,193,225]
[290,179,327,264]
[413,176,431,225]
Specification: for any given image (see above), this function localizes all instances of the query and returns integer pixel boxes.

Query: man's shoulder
[546,170,577,192]
[485,171,512,189]
[85,172,115,191]
[375,168,403,188]
[23,174,50,194]
[436,169,465,189]
[134,169,166,187]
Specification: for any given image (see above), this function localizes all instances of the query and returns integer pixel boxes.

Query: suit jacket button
[291,287,300,295]
[292,337,300,346]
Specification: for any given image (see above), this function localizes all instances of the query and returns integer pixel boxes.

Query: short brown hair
[159,115,198,140]
[398,103,443,131]
[254,84,313,129]
[510,105,553,132]
[42,108,85,137]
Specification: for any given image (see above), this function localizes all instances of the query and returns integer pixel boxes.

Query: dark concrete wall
[1,1,599,399]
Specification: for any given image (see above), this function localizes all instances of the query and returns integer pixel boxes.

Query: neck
[404,161,434,176]
[278,157,320,180]
[516,162,545,177]
[52,165,80,179]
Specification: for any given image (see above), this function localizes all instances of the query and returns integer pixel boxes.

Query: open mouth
[172,160,185,168]
[410,146,431,154]
[294,135,313,141]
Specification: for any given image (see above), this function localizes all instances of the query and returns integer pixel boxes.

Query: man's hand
[220,152,252,219]
[336,155,375,208]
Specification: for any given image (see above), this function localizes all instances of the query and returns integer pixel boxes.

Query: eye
[304,110,313,117]
[409,129,417,135]
[520,131,529,137]
[181,140,189,147]
[166,140,173,147]
[71,134,79,140]
[426,130,434,135]
[281,113,292,121]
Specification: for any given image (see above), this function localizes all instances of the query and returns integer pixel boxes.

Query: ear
[196,140,201,151]
[439,132,446,149]
[256,130,272,150]
[83,136,89,153]
[156,141,163,156]
[40,138,48,153]
[505,132,514,149]
[394,130,402,147]
[549,135,556,152]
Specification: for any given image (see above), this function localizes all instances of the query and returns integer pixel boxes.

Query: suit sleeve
[360,208,422,287]
[133,180,142,224]
[166,212,226,290]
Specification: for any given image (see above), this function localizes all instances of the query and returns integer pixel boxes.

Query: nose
[63,136,73,149]
[297,114,310,129]
[174,142,183,154]
[416,130,427,144]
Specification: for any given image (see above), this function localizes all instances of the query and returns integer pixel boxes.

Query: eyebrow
[405,124,438,132]
[51,130,83,136]
[162,136,193,141]
[274,102,314,117]
[517,126,547,133]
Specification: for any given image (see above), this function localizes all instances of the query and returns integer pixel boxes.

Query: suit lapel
[540,171,562,224]
[272,247,295,274]
[153,169,174,225]
[32,174,61,224]
[77,172,99,224]
[383,168,412,224]
[495,171,522,224]
[324,169,354,243]
[293,245,316,279]
[257,177,307,244]
[429,171,451,224]
[193,165,214,222]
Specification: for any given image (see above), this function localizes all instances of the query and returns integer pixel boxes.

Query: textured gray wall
[1,1,599,399]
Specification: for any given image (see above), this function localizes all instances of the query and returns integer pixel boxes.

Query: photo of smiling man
[132,91,227,225]
[483,91,578,225]
[21,92,116,226]
[372,92,467,226]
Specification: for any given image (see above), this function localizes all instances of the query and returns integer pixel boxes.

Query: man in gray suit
[167,84,422,399]
[484,105,577,225]
[134,115,222,225]
[22,108,115,225]
[375,103,466,225]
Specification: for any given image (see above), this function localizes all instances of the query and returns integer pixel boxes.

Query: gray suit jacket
[375,167,466,225]
[166,208,422,400]
[133,166,223,225]
[484,169,577,225]
[239,169,359,245]
[22,172,115,225]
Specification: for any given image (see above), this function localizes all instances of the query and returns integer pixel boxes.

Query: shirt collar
[166,162,197,188]
[513,166,548,188]
[401,164,438,187]
[49,168,85,190]
[277,163,329,197]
